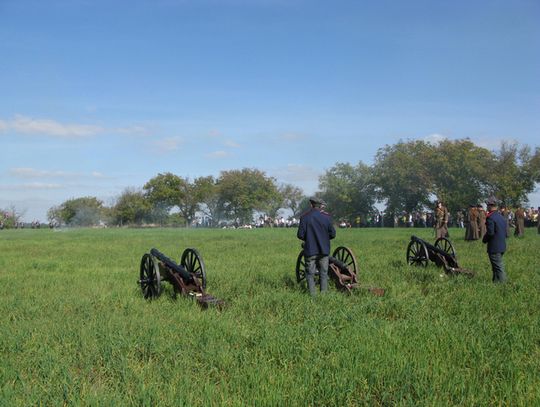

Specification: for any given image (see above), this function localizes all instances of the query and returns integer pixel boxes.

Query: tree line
[44,138,540,227]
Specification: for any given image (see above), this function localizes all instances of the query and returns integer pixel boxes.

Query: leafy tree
[279,184,305,217]
[217,168,280,224]
[528,146,540,182]
[111,188,150,226]
[143,173,185,225]
[372,140,434,214]
[488,142,538,207]
[195,176,222,226]
[319,162,376,220]
[176,176,217,227]
[51,196,104,226]
[143,172,184,210]
[428,139,494,213]
[143,172,218,226]
[265,183,305,219]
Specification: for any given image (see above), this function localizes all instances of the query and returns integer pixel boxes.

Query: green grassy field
[0,227,539,406]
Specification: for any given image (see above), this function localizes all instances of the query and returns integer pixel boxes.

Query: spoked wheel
[181,248,207,289]
[406,240,429,267]
[331,246,359,276]
[435,237,456,258]
[139,253,161,299]
[295,250,307,283]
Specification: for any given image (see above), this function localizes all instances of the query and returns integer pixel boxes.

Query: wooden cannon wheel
[406,239,429,267]
[139,253,162,299]
[181,248,207,289]
[332,246,358,276]
[295,250,307,283]
[434,237,456,258]
[295,246,358,284]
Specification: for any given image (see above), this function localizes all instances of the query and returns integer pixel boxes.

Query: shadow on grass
[282,275,300,290]
[407,269,437,284]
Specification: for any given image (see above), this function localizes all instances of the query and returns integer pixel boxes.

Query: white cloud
[10,168,71,178]
[0,182,63,190]
[9,167,110,180]
[224,140,241,148]
[5,115,103,138]
[206,150,231,158]
[0,115,152,139]
[152,136,185,153]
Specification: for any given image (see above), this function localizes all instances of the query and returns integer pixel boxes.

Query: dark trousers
[488,252,507,283]
[305,255,329,296]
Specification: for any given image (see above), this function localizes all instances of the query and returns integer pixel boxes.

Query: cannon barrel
[150,248,193,283]
[329,256,348,273]
[411,235,447,257]
[410,235,459,268]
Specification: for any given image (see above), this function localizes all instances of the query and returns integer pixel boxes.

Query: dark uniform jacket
[297,208,336,257]
[482,210,507,254]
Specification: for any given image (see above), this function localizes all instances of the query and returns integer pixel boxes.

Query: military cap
[309,196,326,206]
[485,196,498,206]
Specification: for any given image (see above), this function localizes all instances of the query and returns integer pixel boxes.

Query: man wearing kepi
[482,196,508,283]
[297,197,336,296]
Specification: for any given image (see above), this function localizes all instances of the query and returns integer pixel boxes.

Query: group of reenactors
[434,202,538,240]
[434,201,538,240]
[464,204,487,241]
[431,198,536,284]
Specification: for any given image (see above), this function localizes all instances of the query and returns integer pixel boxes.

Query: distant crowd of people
[0,218,43,230]
[255,215,299,228]
[337,205,540,236]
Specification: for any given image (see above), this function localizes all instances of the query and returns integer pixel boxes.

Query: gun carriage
[295,246,384,296]
[406,236,474,276]
[139,247,224,308]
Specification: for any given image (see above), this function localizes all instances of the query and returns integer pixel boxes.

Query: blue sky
[1,0,539,222]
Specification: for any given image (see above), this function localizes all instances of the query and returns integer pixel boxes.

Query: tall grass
[0,227,538,405]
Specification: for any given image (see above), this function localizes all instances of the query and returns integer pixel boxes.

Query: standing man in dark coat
[482,197,508,283]
[297,197,336,296]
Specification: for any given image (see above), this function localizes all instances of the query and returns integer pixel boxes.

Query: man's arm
[483,217,494,243]
[297,218,306,241]
[328,220,336,240]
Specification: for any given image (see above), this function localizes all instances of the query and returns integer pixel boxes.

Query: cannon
[406,235,474,276]
[295,246,385,296]
[138,247,224,309]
